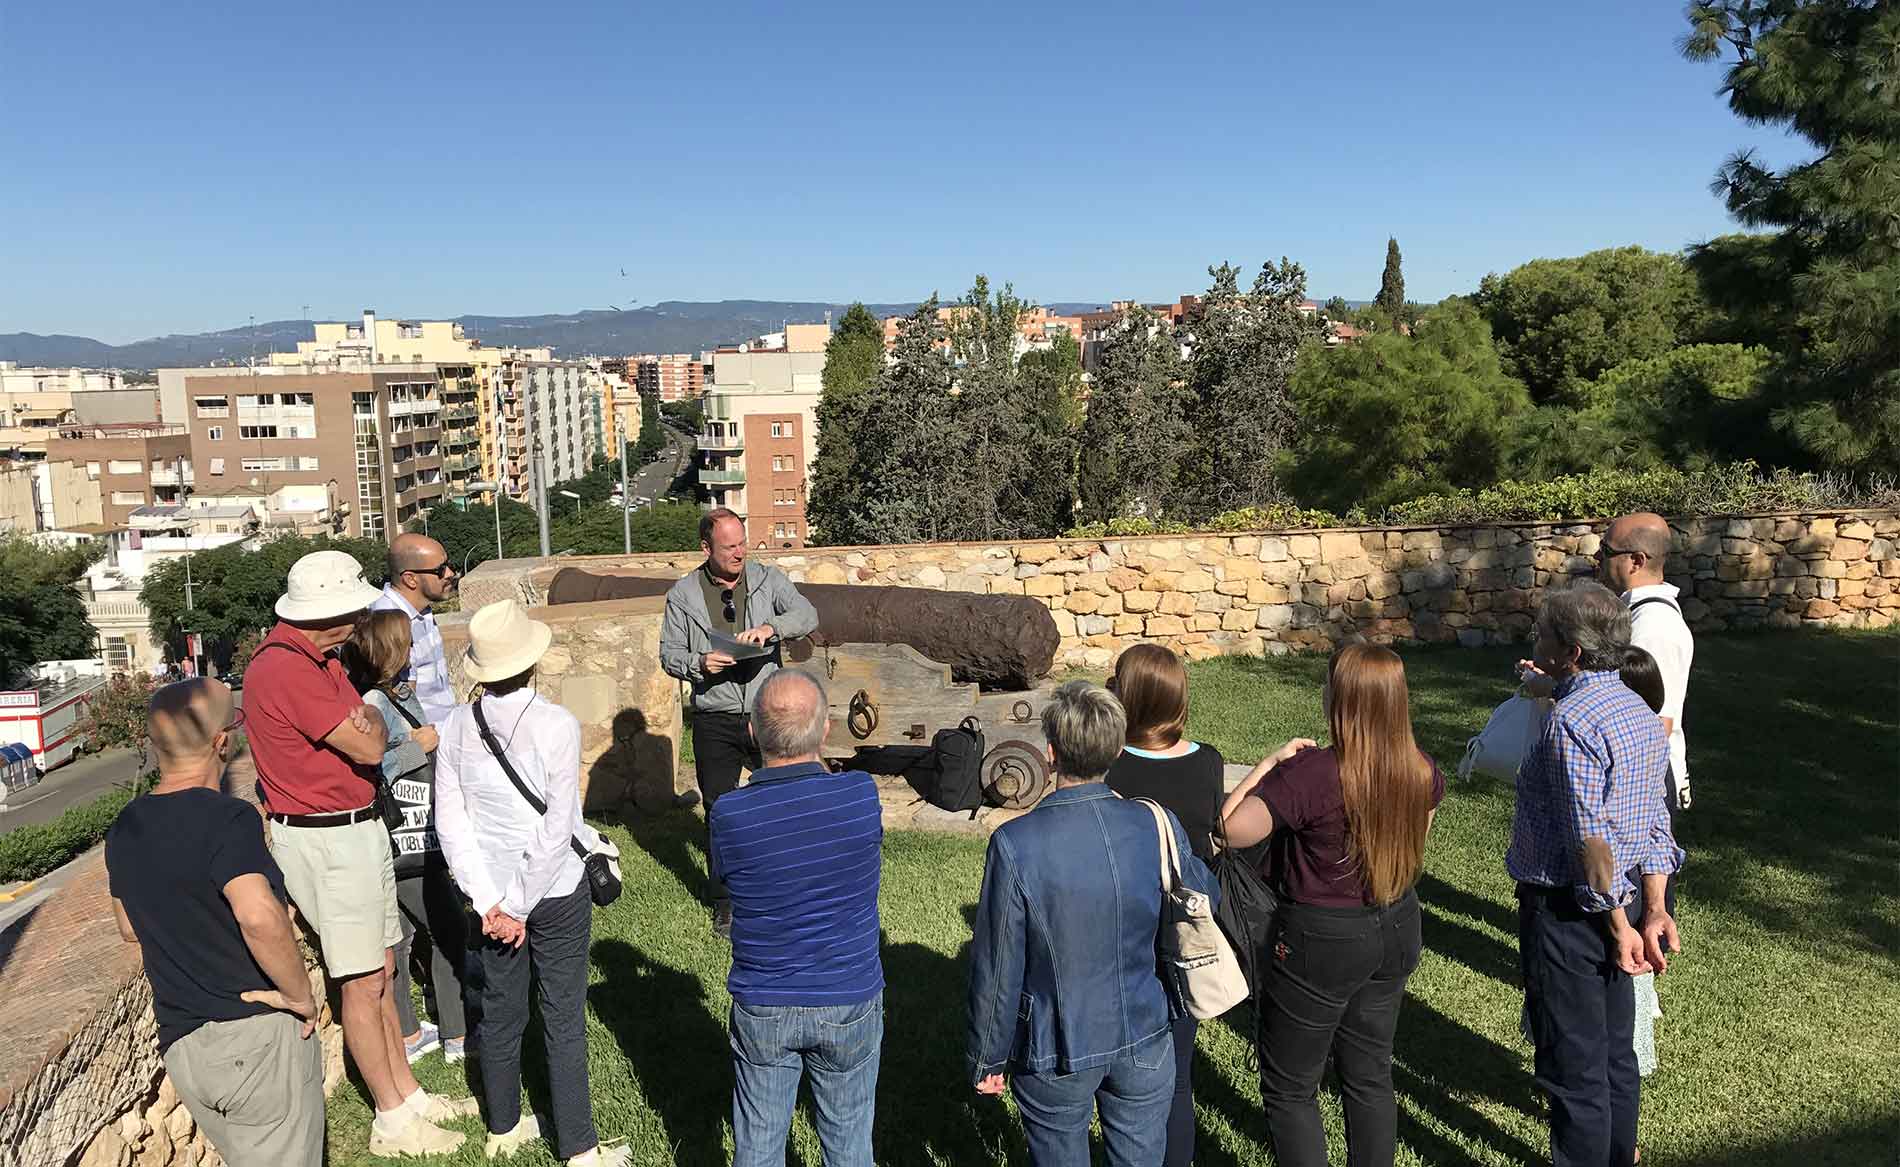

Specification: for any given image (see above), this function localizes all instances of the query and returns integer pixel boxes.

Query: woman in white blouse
[434,599,626,1167]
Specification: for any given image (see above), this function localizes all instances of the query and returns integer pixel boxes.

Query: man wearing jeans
[660,506,818,936]
[1509,581,1683,1166]
[711,669,883,1166]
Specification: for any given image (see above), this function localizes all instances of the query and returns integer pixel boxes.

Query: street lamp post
[464,481,504,563]
[558,489,581,519]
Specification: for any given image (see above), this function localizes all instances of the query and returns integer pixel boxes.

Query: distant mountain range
[0,299,1127,369]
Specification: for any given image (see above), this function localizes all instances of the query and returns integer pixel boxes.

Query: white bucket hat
[463,599,554,684]
[274,550,385,623]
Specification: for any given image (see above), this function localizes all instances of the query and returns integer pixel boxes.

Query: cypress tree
[1376,236,1406,318]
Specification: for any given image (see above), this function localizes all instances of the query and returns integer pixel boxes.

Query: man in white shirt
[370,534,461,727]
[1598,512,1694,814]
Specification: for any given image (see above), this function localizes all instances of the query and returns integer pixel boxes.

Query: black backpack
[836,716,987,814]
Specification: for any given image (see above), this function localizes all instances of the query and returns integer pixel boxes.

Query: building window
[85,462,100,479]
[110,490,145,505]
[236,394,277,407]
[297,456,320,471]
[107,459,141,475]
[207,426,223,441]
[241,457,286,472]
[209,458,225,475]
[194,397,229,417]
[239,425,278,439]
[770,422,784,437]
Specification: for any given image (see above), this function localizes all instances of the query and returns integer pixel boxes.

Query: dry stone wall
[465,510,1898,671]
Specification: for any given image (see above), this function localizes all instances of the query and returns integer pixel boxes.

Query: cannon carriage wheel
[981,740,1050,810]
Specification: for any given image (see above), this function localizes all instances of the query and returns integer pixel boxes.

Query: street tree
[1375,237,1406,318]
[1076,307,1194,523]
[809,303,888,544]
[0,537,102,683]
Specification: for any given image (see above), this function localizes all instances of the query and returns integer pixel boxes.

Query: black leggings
[1166,1013,1197,1167]
[1258,891,1422,1167]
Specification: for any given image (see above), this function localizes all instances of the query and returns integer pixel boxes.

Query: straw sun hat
[462,599,554,684]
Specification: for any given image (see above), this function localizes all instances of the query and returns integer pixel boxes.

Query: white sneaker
[404,1022,442,1063]
[369,1112,467,1158]
[417,1091,482,1123]
[443,1036,469,1064]
[485,1114,542,1159]
[567,1142,631,1167]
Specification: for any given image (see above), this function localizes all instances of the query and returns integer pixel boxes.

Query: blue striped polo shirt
[709,762,884,1007]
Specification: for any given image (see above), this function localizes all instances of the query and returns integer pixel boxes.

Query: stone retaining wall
[460,510,1899,670]
[0,746,343,1167]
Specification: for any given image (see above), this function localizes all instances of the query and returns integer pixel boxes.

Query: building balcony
[392,457,416,477]
[699,432,743,451]
[701,467,746,487]
[409,424,441,443]
[441,404,478,423]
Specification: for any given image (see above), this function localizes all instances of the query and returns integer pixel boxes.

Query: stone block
[1221,608,1256,632]
[1113,614,1145,636]
[1216,580,1249,597]
[1188,613,1221,632]
[1839,519,1874,540]
[808,561,849,585]
[1107,568,1143,591]
[1078,614,1113,636]
[1834,538,1871,561]
[1166,556,1201,574]
[1805,599,1841,619]
[1871,538,1895,561]
[1814,560,1847,579]
[1124,590,1159,613]
[1195,591,1233,612]
[1221,556,1262,581]
[1257,604,1294,631]
[1847,561,1877,580]
[1065,591,1103,615]
[1288,534,1320,561]
[558,674,617,727]
[1819,578,1838,600]
[946,573,987,593]
[1089,551,1113,572]
[1044,558,1088,575]
[913,564,947,588]
[1015,563,1043,579]
[1247,580,1291,605]
[1319,532,1361,563]
[1081,646,1115,669]
[988,576,1024,595]
[1052,609,1077,638]
[1017,544,1064,564]
[1098,593,1124,616]
[1176,570,1216,593]
[1723,580,1770,599]
[1402,530,1442,552]
[1143,571,1182,592]
[1159,592,1199,616]
[1335,557,1375,581]
[1145,614,1187,636]
[1259,537,1290,563]
[1361,531,1388,555]
[1024,575,1066,597]
[1231,536,1260,556]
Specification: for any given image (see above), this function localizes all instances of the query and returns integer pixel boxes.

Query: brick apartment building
[636,353,710,402]
[42,423,194,527]
[697,330,826,548]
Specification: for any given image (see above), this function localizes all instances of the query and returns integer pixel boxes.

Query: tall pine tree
[1076,307,1194,523]
[1375,236,1406,318]
[1186,260,1325,514]
[807,303,887,544]
[1682,0,1899,473]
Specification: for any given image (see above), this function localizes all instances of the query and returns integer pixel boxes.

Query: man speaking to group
[659,506,818,937]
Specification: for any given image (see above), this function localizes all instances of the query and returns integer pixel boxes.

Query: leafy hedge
[0,774,153,884]
[1061,463,1897,538]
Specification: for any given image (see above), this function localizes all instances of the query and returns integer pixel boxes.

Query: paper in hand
[710,630,771,661]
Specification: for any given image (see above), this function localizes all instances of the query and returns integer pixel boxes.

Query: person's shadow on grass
[875,904,1030,1165]
[590,937,732,1164]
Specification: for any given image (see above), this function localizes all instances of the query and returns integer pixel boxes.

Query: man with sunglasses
[370,533,461,727]
[660,507,819,937]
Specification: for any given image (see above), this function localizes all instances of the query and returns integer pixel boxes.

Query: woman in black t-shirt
[1103,644,1224,1167]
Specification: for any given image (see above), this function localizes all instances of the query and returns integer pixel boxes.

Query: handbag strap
[472,699,590,863]
[1136,798,1185,894]
[378,687,425,730]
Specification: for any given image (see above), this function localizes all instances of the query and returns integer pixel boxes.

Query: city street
[0,748,144,834]
[622,422,694,509]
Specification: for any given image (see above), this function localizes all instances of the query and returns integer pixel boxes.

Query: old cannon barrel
[545,568,1058,689]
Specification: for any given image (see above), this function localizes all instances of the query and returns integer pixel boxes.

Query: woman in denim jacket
[966,681,1216,1167]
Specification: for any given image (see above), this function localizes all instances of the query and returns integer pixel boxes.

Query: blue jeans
[1011,1028,1175,1167]
[729,991,883,1166]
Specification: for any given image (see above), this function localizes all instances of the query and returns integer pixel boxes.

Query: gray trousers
[393,866,471,1042]
[479,884,597,1159]
[163,1012,324,1167]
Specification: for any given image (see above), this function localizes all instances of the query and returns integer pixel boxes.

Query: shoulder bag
[1456,688,1551,781]
[472,699,623,907]
[1135,798,1249,1020]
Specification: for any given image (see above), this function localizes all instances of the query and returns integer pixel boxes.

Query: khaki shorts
[270,815,401,978]
[165,1012,324,1167]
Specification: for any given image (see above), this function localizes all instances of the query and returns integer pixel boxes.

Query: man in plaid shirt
[1509,579,1683,1167]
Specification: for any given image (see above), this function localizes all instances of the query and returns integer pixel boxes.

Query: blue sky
[1,0,1809,344]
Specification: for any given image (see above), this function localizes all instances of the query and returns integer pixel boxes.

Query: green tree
[0,537,102,683]
[1375,237,1406,318]
[1472,246,1711,408]
[1076,308,1195,523]
[1013,330,1086,534]
[632,392,666,464]
[1286,301,1530,510]
[423,494,541,575]
[536,501,701,557]
[809,303,888,544]
[141,535,386,668]
[1186,260,1326,514]
[1682,0,1900,472]
[1322,295,1354,321]
[852,299,959,543]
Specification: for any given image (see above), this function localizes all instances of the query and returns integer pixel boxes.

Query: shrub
[1063,463,1897,538]
[82,673,159,757]
[0,774,154,883]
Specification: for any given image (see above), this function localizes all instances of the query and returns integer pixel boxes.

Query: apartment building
[635,353,709,402]
[486,361,597,497]
[0,460,104,534]
[697,346,824,548]
[0,364,162,459]
[42,423,195,527]
[600,372,640,457]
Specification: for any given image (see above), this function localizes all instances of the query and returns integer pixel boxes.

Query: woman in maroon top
[1219,642,1443,1167]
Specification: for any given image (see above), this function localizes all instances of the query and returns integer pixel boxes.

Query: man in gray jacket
[660,506,820,936]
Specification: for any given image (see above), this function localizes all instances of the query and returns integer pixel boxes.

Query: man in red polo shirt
[246,550,472,1158]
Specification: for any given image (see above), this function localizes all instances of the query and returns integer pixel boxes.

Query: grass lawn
[327,629,1899,1165]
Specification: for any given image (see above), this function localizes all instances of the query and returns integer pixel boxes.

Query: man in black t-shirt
[106,679,325,1167]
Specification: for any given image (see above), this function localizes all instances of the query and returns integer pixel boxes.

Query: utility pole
[619,431,631,554]
[529,372,551,558]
